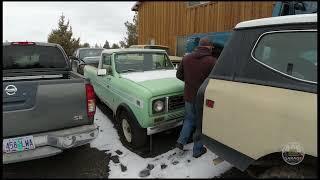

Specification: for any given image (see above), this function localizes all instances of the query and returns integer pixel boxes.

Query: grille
[167,111,184,120]
[168,95,184,111]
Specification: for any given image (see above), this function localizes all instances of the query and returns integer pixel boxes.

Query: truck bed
[3,42,93,138]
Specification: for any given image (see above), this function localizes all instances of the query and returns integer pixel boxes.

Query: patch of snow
[90,107,232,178]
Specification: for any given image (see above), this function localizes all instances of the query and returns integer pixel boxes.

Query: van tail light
[85,84,96,119]
[206,99,215,108]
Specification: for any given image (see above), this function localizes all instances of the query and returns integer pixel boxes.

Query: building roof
[102,48,166,54]
[235,13,317,29]
[131,2,141,11]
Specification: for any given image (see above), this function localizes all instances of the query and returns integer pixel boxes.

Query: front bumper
[147,117,183,135]
[3,124,99,164]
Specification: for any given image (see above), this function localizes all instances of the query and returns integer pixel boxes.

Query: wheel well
[250,152,317,167]
[246,152,317,178]
[116,105,126,121]
[116,104,144,129]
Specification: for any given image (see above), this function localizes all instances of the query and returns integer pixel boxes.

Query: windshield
[83,57,100,64]
[79,49,104,59]
[114,52,174,73]
[3,45,68,70]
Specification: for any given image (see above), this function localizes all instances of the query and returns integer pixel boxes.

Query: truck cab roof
[235,13,317,29]
[76,47,105,50]
[129,45,169,49]
[101,48,166,54]
[3,42,61,47]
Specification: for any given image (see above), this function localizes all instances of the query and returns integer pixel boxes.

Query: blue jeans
[177,101,204,156]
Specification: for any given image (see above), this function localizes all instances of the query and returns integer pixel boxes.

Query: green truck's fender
[115,103,143,129]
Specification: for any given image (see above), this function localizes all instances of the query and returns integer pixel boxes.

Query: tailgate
[3,79,92,138]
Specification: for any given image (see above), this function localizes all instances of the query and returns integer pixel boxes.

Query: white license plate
[3,135,35,154]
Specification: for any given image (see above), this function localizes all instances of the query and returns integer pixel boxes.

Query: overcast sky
[3,1,136,46]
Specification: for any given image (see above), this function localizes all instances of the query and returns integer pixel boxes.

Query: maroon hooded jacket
[176,47,217,103]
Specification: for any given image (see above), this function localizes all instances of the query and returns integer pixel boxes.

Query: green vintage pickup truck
[84,48,184,148]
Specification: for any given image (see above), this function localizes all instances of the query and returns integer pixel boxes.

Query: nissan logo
[5,85,17,96]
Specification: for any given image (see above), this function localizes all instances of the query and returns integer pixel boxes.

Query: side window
[294,1,317,15]
[252,30,317,83]
[152,54,172,68]
[152,54,165,68]
[101,53,111,69]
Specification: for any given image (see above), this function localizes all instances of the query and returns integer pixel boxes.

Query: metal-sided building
[132,1,274,56]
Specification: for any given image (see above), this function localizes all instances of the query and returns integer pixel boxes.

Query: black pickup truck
[3,42,99,164]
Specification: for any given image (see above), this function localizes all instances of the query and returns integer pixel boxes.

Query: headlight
[154,100,164,112]
[152,98,165,113]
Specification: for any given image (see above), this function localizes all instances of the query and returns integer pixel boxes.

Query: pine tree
[82,43,90,47]
[103,40,110,49]
[48,14,80,56]
[120,13,138,48]
[111,43,120,49]
[119,40,126,48]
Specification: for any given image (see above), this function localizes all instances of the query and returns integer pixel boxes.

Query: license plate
[3,135,35,154]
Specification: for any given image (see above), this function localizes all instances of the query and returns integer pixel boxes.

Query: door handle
[286,63,293,75]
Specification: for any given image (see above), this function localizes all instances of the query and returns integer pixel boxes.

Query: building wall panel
[136,1,274,55]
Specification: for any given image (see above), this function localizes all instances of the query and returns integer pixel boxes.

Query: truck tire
[258,165,316,178]
[118,110,147,148]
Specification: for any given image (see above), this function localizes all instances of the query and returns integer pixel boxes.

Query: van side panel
[202,79,317,159]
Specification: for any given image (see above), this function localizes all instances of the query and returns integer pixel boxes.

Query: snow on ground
[90,107,232,178]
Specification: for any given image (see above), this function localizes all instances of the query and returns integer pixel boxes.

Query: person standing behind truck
[175,37,217,158]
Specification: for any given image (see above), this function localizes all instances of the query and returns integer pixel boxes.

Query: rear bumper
[147,117,183,135]
[200,134,254,171]
[3,124,99,164]
[3,146,62,164]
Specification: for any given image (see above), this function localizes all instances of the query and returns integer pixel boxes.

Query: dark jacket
[176,47,217,103]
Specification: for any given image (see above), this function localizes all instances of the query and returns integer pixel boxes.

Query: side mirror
[69,56,78,61]
[107,66,113,74]
[294,2,306,11]
[79,60,86,65]
[102,65,113,74]
[97,69,107,76]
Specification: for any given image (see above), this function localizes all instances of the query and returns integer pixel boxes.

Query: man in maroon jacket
[176,37,217,158]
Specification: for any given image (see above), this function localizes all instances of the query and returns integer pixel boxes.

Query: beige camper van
[197,14,317,178]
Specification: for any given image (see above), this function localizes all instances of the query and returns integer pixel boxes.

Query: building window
[187,1,210,7]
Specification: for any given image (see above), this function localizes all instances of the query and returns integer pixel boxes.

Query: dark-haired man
[176,37,217,158]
